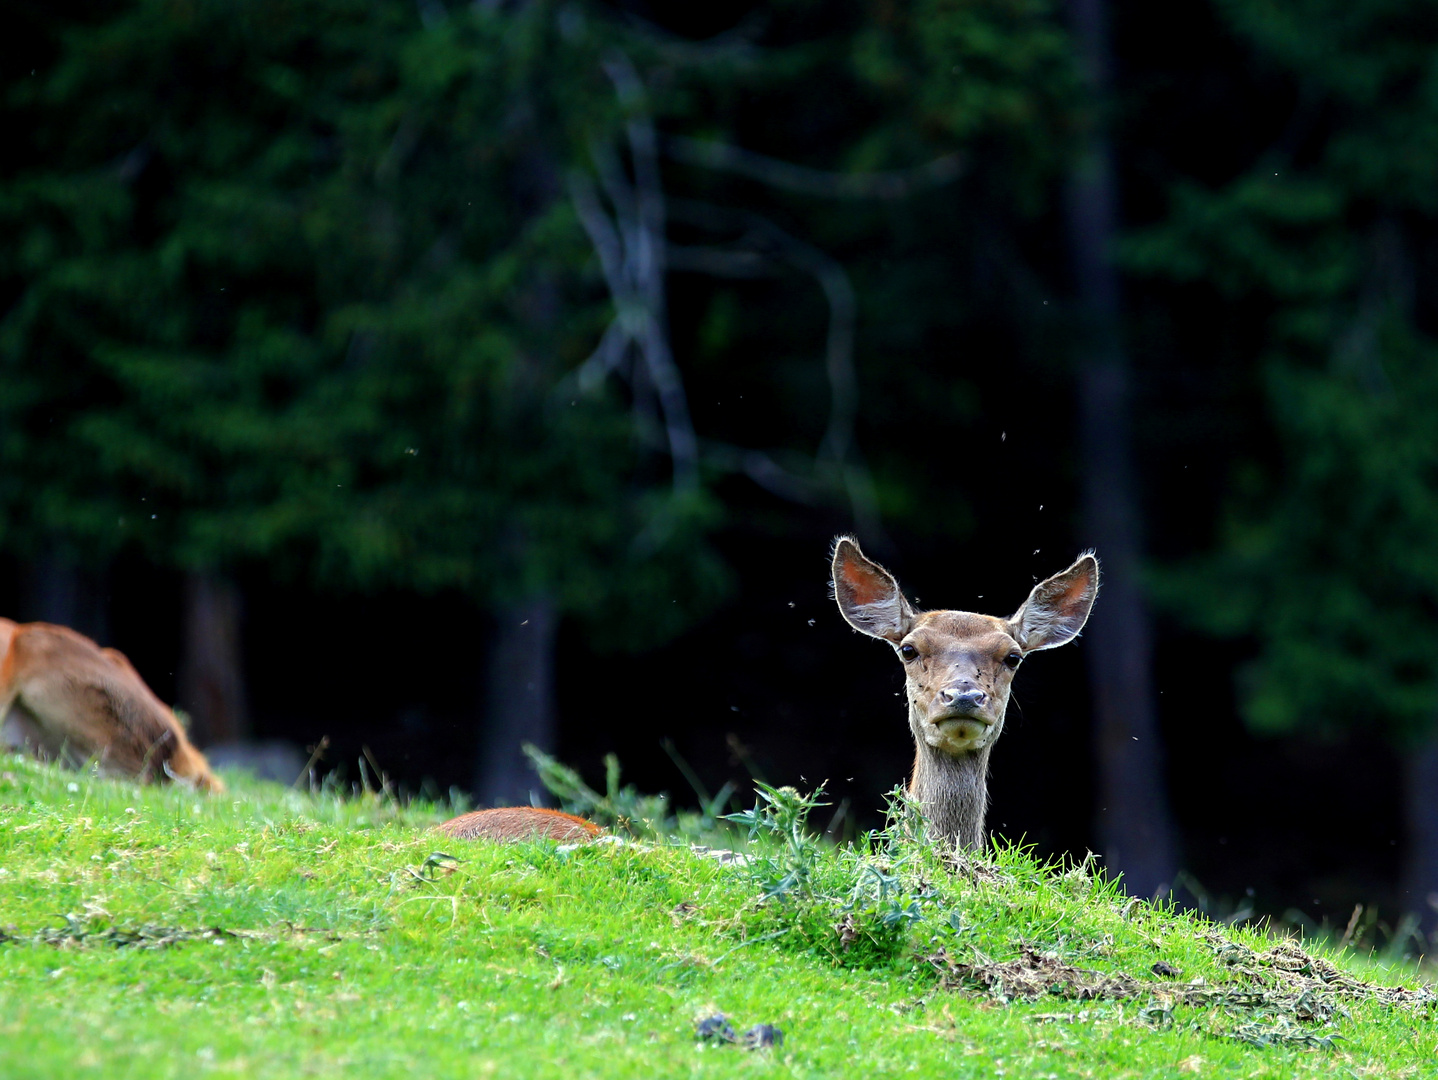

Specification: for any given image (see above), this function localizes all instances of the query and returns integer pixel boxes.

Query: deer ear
[1009,552,1100,652]
[831,536,915,644]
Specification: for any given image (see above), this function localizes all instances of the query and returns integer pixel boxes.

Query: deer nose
[938,686,987,712]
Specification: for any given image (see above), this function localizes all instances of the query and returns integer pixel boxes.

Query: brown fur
[434,806,602,842]
[831,537,1099,852]
[0,618,223,791]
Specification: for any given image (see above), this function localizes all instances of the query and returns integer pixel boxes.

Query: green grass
[1,754,1433,1079]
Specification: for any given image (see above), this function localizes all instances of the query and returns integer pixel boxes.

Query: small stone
[695,1014,736,1044]
[742,1023,784,1050]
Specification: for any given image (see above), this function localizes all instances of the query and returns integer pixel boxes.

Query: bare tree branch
[664,135,964,199]
[588,139,637,232]
[701,442,826,505]
[777,241,856,464]
[666,245,774,278]
[568,171,628,301]
[566,58,891,542]
[617,9,768,67]
[667,198,887,543]
[564,53,699,494]
[567,171,642,391]
[572,313,632,392]
[608,53,698,492]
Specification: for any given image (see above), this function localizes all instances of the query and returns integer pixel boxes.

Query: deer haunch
[0,618,223,792]
[434,806,602,842]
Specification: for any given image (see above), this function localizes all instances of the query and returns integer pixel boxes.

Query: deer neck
[909,739,992,851]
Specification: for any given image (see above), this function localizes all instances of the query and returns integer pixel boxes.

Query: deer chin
[923,713,997,754]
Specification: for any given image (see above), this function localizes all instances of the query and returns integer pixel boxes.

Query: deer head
[831,536,1099,849]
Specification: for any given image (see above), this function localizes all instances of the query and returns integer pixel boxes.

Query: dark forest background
[5,0,1438,955]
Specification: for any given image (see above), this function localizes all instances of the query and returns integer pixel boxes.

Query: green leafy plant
[725,782,932,967]
[523,743,736,845]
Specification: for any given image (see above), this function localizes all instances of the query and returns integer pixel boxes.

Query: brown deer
[0,616,592,833]
[434,806,602,842]
[831,536,1098,851]
[0,618,223,791]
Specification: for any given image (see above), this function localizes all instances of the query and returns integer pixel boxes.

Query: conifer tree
[1128,0,1438,933]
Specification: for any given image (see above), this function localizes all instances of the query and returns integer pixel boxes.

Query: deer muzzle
[936,686,987,713]
[921,684,997,752]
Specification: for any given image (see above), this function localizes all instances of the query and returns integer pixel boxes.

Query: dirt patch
[926,930,1433,1047]
[0,916,368,950]
[928,932,1432,1010]
[939,848,1011,886]
[1201,933,1432,1010]
[927,944,1138,1003]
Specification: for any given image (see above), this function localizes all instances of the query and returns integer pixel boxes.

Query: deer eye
[899,643,919,662]
[1004,652,1023,670]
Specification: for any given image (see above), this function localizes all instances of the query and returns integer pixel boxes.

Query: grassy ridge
[0,755,1433,1078]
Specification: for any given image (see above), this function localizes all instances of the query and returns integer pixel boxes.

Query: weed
[723,783,929,967]
[524,744,736,844]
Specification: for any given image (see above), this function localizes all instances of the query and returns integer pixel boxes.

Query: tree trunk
[1067,0,1179,897]
[476,596,558,807]
[177,572,249,747]
[1400,729,1438,939]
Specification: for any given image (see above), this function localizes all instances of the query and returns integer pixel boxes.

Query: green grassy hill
[0,754,1431,1078]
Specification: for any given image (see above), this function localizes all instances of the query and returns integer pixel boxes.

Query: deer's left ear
[1008,552,1100,652]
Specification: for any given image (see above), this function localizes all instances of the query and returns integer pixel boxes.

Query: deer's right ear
[831,536,915,643]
